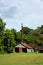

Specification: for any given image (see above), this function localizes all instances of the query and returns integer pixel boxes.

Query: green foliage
[15,32,21,44]
[0,18,6,35]
[3,29,16,53]
[0,17,43,53]
[20,27,33,35]
[0,18,16,53]
[28,26,43,46]
[11,29,16,38]
[0,18,6,53]
[23,35,29,43]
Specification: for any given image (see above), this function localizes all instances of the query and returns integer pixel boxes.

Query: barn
[13,43,34,53]
[36,47,43,53]
[32,45,43,53]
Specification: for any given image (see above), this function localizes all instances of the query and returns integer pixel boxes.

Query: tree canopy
[0,18,6,36]
[0,18,43,53]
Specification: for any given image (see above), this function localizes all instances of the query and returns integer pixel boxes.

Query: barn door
[22,48,27,53]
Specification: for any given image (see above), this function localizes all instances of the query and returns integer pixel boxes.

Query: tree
[28,25,43,47]
[20,27,33,35]
[20,27,33,43]
[15,32,21,44]
[11,29,21,44]
[11,29,16,39]
[3,29,16,53]
[23,34,29,43]
[0,17,43,53]
[0,18,6,53]
[36,25,43,46]
[0,18,6,36]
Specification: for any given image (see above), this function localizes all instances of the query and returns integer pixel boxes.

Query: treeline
[0,18,43,53]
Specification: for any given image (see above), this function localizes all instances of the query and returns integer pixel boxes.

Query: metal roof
[15,43,32,48]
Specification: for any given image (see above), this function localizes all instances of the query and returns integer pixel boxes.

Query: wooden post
[19,48,22,53]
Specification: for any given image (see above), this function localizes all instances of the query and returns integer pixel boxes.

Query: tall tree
[11,29,16,39]
[28,25,43,47]
[0,18,6,36]
[0,18,6,53]
[3,29,16,53]
[20,27,33,35]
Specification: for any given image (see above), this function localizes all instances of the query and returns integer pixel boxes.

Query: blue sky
[0,0,43,31]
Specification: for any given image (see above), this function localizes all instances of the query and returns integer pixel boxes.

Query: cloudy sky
[0,0,43,31]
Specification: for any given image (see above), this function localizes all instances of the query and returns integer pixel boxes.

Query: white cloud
[0,0,43,31]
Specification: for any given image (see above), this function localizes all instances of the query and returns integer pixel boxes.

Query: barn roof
[21,43,32,48]
[15,44,25,48]
[37,47,43,50]
[15,43,32,48]
[32,45,43,50]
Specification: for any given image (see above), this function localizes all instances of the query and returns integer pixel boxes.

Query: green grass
[0,53,43,65]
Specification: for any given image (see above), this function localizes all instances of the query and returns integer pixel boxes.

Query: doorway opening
[22,48,27,53]
[15,48,19,53]
[39,50,43,53]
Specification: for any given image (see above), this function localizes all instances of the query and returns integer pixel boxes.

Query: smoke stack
[21,23,24,43]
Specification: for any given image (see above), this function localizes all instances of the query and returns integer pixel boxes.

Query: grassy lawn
[0,53,43,65]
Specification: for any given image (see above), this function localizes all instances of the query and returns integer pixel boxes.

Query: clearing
[0,53,43,65]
